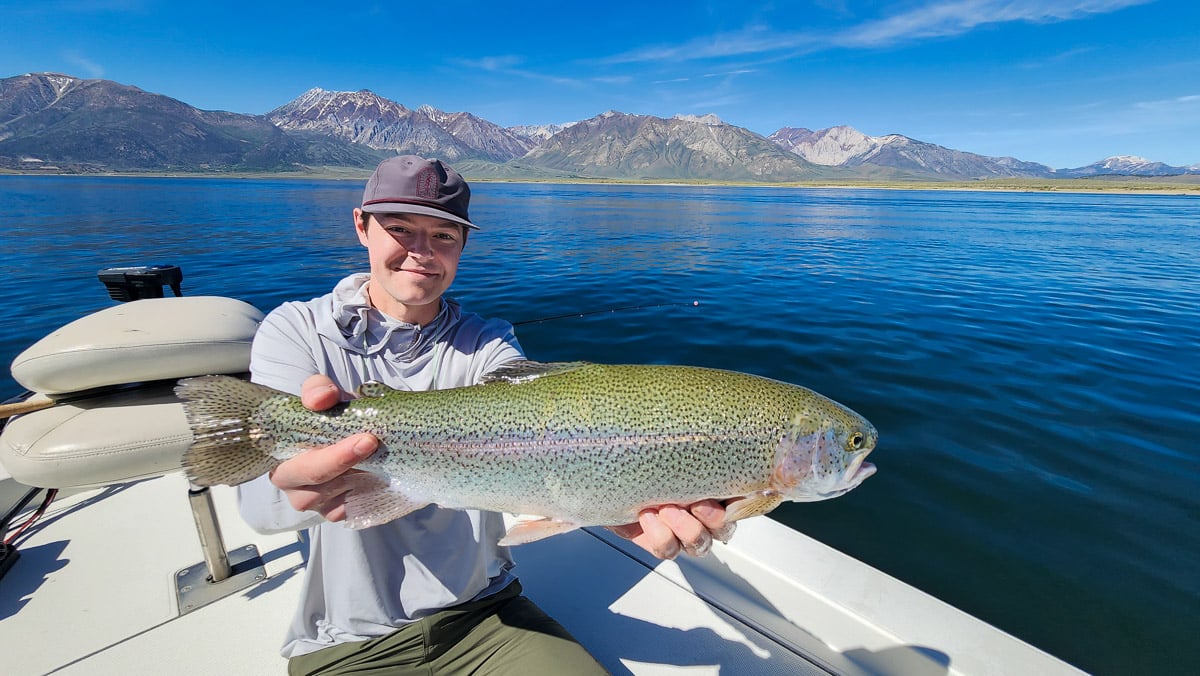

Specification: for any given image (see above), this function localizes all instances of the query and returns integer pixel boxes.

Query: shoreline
[2,168,1197,196]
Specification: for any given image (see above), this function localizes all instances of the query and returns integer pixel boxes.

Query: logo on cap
[415,167,440,201]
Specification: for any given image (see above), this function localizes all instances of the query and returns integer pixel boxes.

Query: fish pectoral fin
[499,517,581,546]
[723,491,785,523]
[342,473,429,530]
[481,360,592,385]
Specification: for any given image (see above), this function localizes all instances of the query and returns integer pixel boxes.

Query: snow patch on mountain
[507,122,577,143]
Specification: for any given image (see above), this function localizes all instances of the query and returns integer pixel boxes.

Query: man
[239,155,732,675]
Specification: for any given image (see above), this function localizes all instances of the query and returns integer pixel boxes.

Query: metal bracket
[175,544,266,615]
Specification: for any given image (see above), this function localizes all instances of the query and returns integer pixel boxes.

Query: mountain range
[2,73,1197,181]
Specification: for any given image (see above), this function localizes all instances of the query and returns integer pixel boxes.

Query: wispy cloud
[703,69,758,78]
[452,55,580,86]
[599,0,1155,64]
[1014,45,1097,70]
[1134,93,1200,110]
[836,0,1154,47]
[598,28,812,65]
[592,76,634,85]
[62,50,104,78]
[456,55,522,71]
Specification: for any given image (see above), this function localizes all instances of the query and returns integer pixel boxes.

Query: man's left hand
[608,500,736,559]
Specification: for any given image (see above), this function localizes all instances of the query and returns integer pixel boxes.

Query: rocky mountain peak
[269,88,410,124]
[673,113,724,126]
[771,125,879,166]
[269,89,530,163]
[507,122,576,143]
[1058,155,1188,177]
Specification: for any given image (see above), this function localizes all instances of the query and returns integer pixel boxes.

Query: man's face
[355,209,465,324]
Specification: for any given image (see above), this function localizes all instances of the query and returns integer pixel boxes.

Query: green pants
[287,582,609,675]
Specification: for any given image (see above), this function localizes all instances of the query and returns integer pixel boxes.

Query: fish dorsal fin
[482,360,592,385]
[357,381,395,398]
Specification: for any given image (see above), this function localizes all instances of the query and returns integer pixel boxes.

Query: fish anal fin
[499,517,581,545]
[482,360,592,385]
[342,473,429,529]
[723,491,785,524]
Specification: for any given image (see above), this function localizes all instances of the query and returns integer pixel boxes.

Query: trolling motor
[97,265,183,301]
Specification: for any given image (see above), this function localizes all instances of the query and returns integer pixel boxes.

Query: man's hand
[609,500,737,560]
[268,374,379,522]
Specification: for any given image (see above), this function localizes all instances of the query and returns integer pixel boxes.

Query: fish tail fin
[176,375,283,487]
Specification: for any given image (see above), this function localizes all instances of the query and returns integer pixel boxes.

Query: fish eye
[848,432,864,450]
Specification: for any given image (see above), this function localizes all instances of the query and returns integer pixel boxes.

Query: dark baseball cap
[360,155,478,230]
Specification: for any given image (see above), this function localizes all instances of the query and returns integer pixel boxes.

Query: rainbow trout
[178,360,877,544]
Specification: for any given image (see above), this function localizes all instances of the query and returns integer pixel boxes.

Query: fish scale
[179,360,877,544]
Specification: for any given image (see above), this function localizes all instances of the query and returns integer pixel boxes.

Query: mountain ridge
[2,73,1196,179]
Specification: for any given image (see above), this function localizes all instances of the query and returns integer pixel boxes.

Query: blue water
[2,176,1198,674]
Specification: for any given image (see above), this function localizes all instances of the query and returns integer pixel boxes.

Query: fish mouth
[825,458,875,498]
[842,453,876,488]
[814,461,876,499]
[854,461,877,482]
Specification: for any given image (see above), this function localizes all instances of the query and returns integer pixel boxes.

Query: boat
[0,266,1086,675]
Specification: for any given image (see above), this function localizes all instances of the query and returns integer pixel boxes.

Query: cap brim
[361,202,479,230]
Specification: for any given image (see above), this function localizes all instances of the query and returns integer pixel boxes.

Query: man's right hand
[268,374,380,522]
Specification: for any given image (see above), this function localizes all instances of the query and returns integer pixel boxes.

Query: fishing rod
[0,397,55,419]
[512,300,701,326]
[0,380,182,421]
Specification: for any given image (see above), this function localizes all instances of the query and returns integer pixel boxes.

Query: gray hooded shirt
[238,273,525,658]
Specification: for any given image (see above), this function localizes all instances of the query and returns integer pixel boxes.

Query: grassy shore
[466,174,1200,195]
[4,167,1198,195]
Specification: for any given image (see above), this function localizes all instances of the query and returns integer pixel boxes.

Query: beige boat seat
[1,296,263,489]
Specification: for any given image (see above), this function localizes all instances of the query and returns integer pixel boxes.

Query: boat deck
[0,470,1083,675]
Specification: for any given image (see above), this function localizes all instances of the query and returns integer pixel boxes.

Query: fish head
[771,396,877,502]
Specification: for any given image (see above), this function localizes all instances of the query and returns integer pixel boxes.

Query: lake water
[2,175,1197,674]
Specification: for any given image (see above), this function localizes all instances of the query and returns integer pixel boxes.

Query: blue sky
[2,0,1197,168]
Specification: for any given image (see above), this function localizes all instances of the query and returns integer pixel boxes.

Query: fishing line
[512,301,701,326]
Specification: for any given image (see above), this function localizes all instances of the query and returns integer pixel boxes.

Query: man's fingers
[688,500,727,530]
[614,499,738,560]
[280,485,341,514]
[636,510,681,560]
[301,374,342,411]
[270,434,378,489]
[274,469,366,516]
[273,375,379,522]
[659,505,713,557]
[322,504,348,523]
[689,499,736,544]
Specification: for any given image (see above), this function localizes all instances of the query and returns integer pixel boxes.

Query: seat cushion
[11,296,263,395]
